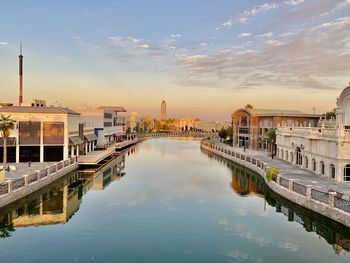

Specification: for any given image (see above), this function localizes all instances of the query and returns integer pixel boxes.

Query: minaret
[161,100,167,120]
[19,41,23,106]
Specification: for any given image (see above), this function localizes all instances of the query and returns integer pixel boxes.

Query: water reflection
[0,151,128,235]
[202,148,350,256]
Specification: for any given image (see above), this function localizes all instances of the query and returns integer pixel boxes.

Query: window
[312,159,316,171]
[285,151,288,161]
[43,122,64,145]
[305,156,308,169]
[290,152,293,163]
[104,112,112,118]
[344,165,350,181]
[19,121,41,145]
[330,164,336,179]
[104,122,112,127]
[296,147,302,166]
[320,161,325,175]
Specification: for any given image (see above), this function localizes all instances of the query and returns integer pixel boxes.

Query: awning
[84,134,98,142]
[69,136,83,145]
[114,131,125,137]
[0,137,16,147]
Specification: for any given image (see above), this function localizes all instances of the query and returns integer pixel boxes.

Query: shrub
[265,167,280,182]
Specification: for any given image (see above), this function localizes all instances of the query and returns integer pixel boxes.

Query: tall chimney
[19,41,23,106]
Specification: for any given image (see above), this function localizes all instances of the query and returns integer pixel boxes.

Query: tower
[161,100,166,120]
[19,41,23,106]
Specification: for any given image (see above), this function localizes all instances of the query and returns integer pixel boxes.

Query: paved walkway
[216,142,350,199]
[3,162,56,180]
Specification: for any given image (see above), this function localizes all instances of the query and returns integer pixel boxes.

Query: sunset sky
[0,0,349,120]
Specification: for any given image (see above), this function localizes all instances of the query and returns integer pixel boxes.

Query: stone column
[289,179,294,191]
[40,121,44,162]
[328,192,336,207]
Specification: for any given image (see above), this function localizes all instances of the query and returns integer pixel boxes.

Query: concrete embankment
[201,141,350,228]
[0,158,79,208]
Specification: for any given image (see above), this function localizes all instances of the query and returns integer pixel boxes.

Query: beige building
[0,105,96,163]
[232,108,321,151]
[74,106,127,147]
[276,83,350,182]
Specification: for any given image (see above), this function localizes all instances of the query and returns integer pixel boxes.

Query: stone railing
[311,189,329,204]
[200,140,350,218]
[137,131,215,139]
[0,156,78,198]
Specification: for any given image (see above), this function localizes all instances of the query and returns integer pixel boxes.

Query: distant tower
[19,41,23,106]
[161,100,167,120]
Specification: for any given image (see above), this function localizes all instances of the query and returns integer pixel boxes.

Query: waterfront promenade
[215,141,350,199]
[202,140,350,227]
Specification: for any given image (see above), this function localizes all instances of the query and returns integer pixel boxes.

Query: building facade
[0,105,97,163]
[276,84,350,182]
[75,106,127,147]
[232,108,321,151]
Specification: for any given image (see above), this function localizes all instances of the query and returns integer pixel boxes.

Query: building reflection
[201,147,350,255]
[0,152,127,235]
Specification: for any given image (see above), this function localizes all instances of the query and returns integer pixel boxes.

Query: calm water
[1,138,350,263]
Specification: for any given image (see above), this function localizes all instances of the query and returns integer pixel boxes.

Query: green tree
[264,128,276,158]
[325,109,336,119]
[0,115,15,171]
[218,128,228,140]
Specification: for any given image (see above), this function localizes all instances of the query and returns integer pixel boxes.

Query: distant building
[276,83,350,182]
[232,108,321,151]
[161,100,167,120]
[74,106,127,147]
[0,105,97,163]
[129,112,141,132]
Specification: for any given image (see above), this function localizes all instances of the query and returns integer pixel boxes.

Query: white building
[75,106,127,147]
[0,105,97,163]
[276,83,350,182]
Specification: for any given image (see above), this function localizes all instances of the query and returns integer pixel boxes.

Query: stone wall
[201,141,350,228]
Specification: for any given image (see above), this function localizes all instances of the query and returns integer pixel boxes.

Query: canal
[0,138,350,262]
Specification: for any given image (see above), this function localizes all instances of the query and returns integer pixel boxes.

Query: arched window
[290,152,293,163]
[281,150,284,159]
[296,147,302,166]
[312,159,316,172]
[344,164,350,181]
[285,151,288,161]
[320,161,325,175]
[305,156,308,169]
[330,164,335,179]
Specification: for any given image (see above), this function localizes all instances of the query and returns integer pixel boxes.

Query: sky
[0,0,349,121]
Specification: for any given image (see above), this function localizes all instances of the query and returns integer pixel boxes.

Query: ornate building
[276,83,350,182]
[232,108,321,151]
[160,100,166,120]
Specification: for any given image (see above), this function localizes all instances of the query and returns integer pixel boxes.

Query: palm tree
[264,128,276,159]
[0,115,15,171]
[245,104,254,109]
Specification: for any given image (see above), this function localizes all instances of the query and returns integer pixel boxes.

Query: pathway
[216,142,350,199]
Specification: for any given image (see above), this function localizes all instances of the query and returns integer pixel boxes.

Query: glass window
[320,161,325,175]
[43,122,64,145]
[19,121,41,145]
[344,165,350,181]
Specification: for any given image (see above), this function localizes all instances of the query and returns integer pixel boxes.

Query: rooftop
[0,106,80,115]
[234,108,322,117]
[98,106,127,112]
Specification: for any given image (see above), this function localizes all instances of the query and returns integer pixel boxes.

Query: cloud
[0,42,8,45]
[259,32,273,38]
[222,19,233,29]
[199,42,208,49]
[238,2,279,24]
[177,16,350,90]
[284,0,304,5]
[239,32,252,37]
[108,36,151,49]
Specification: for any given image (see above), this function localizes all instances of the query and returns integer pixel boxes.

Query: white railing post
[23,174,29,187]
[328,192,336,207]
[7,180,12,194]
[306,185,312,199]
[289,179,294,191]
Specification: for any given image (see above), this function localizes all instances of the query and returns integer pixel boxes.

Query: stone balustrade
[200,140,350,223]
[0,156,78,199]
